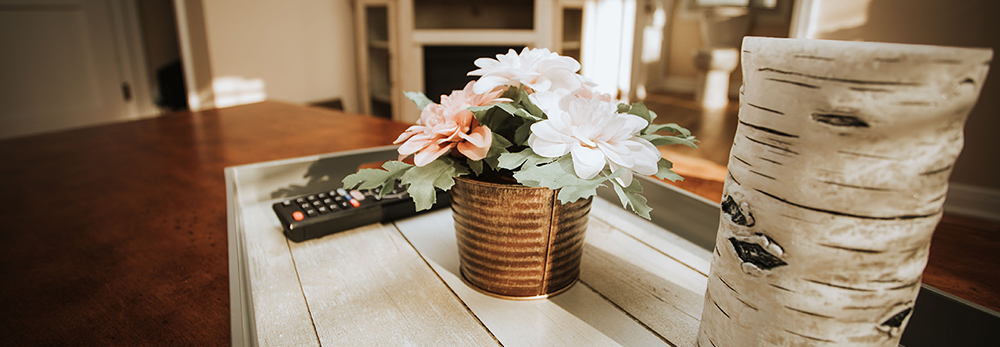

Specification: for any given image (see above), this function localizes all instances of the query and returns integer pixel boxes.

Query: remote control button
[312,201,322,207]
[307,195,317,201]
[282,200,292,206]
[339,201,350,208]
[323,198,333,205]
[350,199,360,208]
[336,188,347,196]
[317,206,328,214]
[296,197,306,203]
[326,202,340,210]
[301,203,310,210]
[350,190,365,201]
[306,209,317,216]
[292,211,304,221]
[318,192,327,198]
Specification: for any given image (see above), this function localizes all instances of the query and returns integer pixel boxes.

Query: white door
[0,0,137,139]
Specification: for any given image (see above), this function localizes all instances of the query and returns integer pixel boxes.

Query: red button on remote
[292,211,305,221]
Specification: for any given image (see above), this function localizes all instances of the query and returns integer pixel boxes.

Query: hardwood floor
[643,91,1000,313]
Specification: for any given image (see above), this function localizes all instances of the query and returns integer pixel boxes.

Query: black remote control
[272,179,449,242]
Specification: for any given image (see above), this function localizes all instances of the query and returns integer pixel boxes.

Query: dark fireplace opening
[423,45,523,103]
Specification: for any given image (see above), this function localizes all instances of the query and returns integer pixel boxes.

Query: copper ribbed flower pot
[451,176,592,299]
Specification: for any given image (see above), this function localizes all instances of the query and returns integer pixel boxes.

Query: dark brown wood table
[0,101,410,346]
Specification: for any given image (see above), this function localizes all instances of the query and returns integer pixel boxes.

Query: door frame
[111,0,157,118]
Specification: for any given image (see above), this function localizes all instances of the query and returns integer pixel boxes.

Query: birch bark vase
[697,37,992,346]
[451,177,591,299]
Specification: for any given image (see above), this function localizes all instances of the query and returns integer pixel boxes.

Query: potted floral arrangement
[344,47,696,298]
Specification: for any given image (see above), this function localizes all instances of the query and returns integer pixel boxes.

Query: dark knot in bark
[729,237,787,271]
[722,195,756,227]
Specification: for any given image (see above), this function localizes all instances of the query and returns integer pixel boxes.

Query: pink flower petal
[456,126,492,161]
[456,124,492,148]
[398,133,433,156]
[393,125,424,144]
[413,142,454,167]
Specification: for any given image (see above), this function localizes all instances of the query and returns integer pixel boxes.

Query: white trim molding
[944,182,1000,222]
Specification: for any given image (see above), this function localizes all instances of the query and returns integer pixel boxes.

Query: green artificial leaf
[475,106,519,137]
[404,91,434,110]
[400,158,468,211]
[654,158,683,182]
[611,178,653,219]
[511,155,572,188]
[518,88,546,120]
[467,158,485,176]
[514,108,541,121]
[525,152,558,168]
[556,184,600,205]
[514,120,534,146]
[641,134,699,148]
[467,105,493,113]
[342,169,392,189]
[500,148,557,171]
[483,133,513,170]
[617,103,631,114]
[496,103,519,117]
[643,122,692,137]
[648,108,659,122]
[498,148,534,170]
[495,102,541,122]
[501,85,520,100]
[512,156,616,204]
[626,102,654,125]
[342,161,414,198]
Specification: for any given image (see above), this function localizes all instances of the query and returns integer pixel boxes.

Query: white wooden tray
[225,146,998,347]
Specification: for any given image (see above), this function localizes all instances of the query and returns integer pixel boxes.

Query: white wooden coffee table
[226,146,996,347]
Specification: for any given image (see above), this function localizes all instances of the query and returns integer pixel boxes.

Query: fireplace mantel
[353,0,649,123]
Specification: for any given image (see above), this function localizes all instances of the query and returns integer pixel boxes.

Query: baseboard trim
[944,182,1000,222]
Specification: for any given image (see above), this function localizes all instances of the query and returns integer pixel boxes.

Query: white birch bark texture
[697,37,992,347]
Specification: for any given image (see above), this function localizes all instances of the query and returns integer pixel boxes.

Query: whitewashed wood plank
[582,217,709,347]
[288,219,499,346]
[395,209,672,347]
[590,198,713,274]
[241,203,321,346]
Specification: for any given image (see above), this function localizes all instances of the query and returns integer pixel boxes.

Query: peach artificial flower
[394,81,507,166]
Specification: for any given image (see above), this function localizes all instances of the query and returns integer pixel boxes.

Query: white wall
[179,0,358,112]
[803,0,1000,193]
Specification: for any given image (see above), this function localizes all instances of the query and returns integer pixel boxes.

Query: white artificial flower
[528,81,614,117]
[467,47,582,94]
[528,97,660,187]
